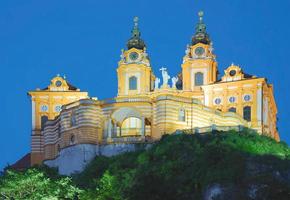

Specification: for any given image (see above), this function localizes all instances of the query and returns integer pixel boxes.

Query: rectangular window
[178,109,186,121]
[129,76,137,90]
[195,72,204,86]
[243,106,251,121]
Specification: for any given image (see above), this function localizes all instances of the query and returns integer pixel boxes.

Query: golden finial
[198,11,204,22]
[133,16,139,27]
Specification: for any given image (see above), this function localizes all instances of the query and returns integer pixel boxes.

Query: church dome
[191,11,211,45]
[127,17,146,50]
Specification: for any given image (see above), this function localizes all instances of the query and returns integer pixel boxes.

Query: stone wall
[44,143,149,175]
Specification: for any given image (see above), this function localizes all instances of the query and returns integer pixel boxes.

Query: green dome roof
[127,17,146,50]
[191,11,211,45]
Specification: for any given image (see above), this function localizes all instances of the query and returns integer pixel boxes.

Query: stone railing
[101,96,151,104]
[179,125,246,134]
[119,128,143,136]
[104,135,149,144]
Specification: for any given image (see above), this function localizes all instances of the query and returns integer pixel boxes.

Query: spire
[132,16,140,37]
[191,11,211,45]
[127,16,146,50]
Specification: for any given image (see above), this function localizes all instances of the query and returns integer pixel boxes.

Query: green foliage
[0,169,82,199]
[76,130,290,200]
[1,130,290,199]
[214,129,290,158]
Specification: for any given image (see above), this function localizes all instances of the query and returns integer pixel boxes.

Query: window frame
[178,108,186,122]
[129,76,137,90]
[194,72,204,86]
[41,115,48,131]
[228,107,236,113]
[243,106,251,121]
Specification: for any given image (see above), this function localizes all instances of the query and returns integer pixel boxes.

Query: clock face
[195,47,205,56]
[229,70,236,76]
[129,52,139,61]
[55,80,62,87]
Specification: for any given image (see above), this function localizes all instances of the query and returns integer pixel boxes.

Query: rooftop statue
[154,77,160,90]
[160,67,170,88]
[171,76,178,89]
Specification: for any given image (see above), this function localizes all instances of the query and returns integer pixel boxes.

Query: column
[107,119,112,138]
[141,117,145,136]
[113,123,117,137]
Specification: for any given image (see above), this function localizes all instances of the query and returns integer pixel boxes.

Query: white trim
[125,72,141,95]
[32,101,36,129]
[263,97,269,124]
[191,68,208,90]
[257,88,262,125]
[204,94,209,106]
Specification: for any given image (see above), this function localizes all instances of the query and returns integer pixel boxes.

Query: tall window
[243,106,251,121]
[195,72,204,86]
[41,115,48,131]
[70,135,75,145]
[129,76,137,90]
[178,108,186,122]
[57,144,61,154]
[58,124,62,138]
[228,107,236,113]
[71,112,77,127]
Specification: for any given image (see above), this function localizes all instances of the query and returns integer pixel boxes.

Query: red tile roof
[10,153,31,170]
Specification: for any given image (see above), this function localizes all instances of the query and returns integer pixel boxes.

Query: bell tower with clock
[117,17,154,96]
[182,11,218,92]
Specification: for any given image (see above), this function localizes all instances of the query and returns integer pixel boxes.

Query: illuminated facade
[28,12,278,174]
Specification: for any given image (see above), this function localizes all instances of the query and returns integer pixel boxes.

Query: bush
[1,130,290,199]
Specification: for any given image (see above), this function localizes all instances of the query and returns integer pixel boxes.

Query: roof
[127,17,146,50]
[41,81,78,91]
[10,153,31,170]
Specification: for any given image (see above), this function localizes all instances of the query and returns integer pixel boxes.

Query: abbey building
[28,12,278,174]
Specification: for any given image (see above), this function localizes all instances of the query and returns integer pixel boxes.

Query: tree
[0,169,82,199]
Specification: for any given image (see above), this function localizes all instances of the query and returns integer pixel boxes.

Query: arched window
[41,115,48,131]
[195,72,204,86]
[243,106,251,121]
[70,135,75,145]
[129,76,137,90]
[57,144,61,154]
[178,108,186,122]
[58,124,61,138]
[71,112,77,127]
[228,107,236,113]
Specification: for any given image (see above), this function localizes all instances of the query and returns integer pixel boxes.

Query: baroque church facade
[28,12,278,174]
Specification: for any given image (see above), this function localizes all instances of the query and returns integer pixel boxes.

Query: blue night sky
[0,0,290,169]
